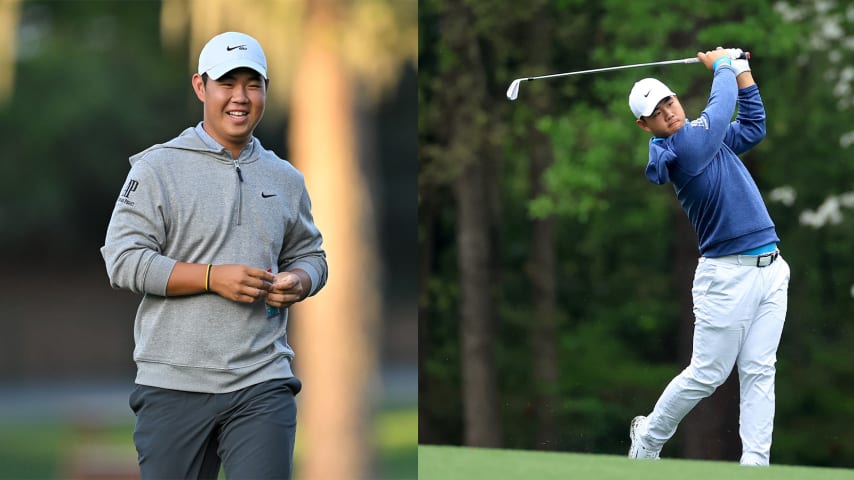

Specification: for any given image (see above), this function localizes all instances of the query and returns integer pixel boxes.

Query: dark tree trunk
[528,205,559,451]
[526,7,559,449]
[418,193,437,444]
[442,0,503,448]
[456,163,502,447]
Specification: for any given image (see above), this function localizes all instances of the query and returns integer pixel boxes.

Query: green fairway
[419,445,854,480]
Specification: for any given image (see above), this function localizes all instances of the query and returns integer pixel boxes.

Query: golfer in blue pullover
[626,48,790,466]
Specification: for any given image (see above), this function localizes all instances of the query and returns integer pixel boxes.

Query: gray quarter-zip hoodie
[101,125,327,393]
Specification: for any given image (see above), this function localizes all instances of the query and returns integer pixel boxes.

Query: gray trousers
[129,377,301,479]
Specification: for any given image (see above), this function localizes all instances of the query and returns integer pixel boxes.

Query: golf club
[506,52,750,101]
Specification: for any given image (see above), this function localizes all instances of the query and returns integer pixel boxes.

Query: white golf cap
[629,78,676,119]
[198,32,267,80]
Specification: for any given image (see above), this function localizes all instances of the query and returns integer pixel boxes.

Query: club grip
[741,51,751,60]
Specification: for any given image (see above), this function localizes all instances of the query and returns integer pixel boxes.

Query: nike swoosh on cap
[226,45,246,51]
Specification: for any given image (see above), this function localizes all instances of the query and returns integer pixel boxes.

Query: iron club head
[506,78,523,101]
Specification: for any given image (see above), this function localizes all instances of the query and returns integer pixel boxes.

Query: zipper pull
[234,161,244,182]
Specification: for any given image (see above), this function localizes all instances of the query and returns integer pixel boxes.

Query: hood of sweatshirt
[645,138,678,185]
[129,127,259,166]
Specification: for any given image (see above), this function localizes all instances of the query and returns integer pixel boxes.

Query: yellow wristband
[205,264,212,292]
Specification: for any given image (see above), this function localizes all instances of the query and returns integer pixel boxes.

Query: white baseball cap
[198,32,267,80]
[629,78,676,119]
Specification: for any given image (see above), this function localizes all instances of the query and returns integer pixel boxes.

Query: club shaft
[507,52,750,100]
[524,57,699,82]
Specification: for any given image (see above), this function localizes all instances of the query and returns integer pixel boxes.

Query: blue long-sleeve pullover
[644,66,779,257]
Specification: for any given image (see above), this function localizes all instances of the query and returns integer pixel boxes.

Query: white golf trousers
[641,254,790,466]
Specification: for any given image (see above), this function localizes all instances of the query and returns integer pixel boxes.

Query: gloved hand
[731,57,750,76]
[724,47,744,60]
[716,46,750,76]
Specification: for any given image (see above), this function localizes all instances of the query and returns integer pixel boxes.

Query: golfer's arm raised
[697,49,755,89]
[736,71,755,89]
[166,262,274,303]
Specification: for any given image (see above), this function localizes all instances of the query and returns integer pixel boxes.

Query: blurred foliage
[420,0,853,468]
[0,1,196,258]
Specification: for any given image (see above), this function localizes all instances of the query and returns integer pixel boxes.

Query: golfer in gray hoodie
[101,32,327,479]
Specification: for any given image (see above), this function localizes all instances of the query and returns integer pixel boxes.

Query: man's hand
[209,265,274,303]
[731,59,751,77]
[725,47,744,60]
[266,269,312,309]
[697,48,732,71]
[720,47,750,76]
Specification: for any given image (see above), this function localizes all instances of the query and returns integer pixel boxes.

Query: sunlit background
[0,1,417,479]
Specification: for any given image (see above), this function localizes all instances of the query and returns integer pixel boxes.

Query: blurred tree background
[0,0,416,479]
[419,0,853,469]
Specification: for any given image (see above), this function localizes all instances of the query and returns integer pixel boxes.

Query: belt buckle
[756,251,778,268]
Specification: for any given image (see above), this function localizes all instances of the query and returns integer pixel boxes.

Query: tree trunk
[456,161,502,447]
[528,204,558,451]
[0,0,20,103]
[525,3,559,451]
[290,0,379,477]
[418,193,437,444]
[441,0,502,448]
[672,206,740,460]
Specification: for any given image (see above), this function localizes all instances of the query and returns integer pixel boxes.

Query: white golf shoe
[628,415,661,459]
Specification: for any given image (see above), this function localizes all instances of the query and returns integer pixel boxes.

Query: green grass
[0,423,78,479]
[0,407,416,479]
[419,445,854,480]
[374,407,418,479]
